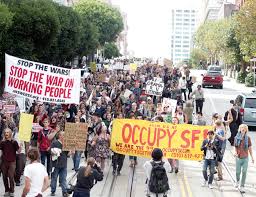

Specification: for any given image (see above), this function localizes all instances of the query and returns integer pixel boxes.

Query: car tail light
[240,108,244,116]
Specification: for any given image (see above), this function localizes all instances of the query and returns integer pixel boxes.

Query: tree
[2,0,60,63]
[104,42,120,59]
[41,3,83,65]
[75,0,124,46]
[235,0,256,60]
[189,48,207,68]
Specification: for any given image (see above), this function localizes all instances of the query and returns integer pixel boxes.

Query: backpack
[148,161,170,195]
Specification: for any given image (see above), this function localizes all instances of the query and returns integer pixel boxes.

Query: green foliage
[2,0,60,62]
[236,71,247,83]
[75,0,124,46]
[189,48,207,69]
[234,0,256,61]
[245,72,256,87]
[104,42,120,59]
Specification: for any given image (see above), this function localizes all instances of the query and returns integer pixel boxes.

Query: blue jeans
[73,151,82,171]
[236,157,249,187]
[51,167,67,194]
[202,159,216,184]
[40,151,51,175]
[73,191,90,197]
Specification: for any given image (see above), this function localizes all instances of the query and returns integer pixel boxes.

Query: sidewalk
[223,75,255,93]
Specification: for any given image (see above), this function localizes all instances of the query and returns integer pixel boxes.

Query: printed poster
[5,54,81,104]
[111,119,213,161]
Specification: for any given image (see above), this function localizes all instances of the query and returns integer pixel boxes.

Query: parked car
[202,71,223,89]
[235,91,256,127]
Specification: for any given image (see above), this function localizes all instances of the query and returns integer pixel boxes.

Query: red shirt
[0,140,19,162]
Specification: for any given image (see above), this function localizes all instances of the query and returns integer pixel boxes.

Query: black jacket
[74,166,103,193]
[201,138,220,160]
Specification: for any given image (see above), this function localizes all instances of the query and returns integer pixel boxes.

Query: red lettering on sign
[122,123,132,143]
[180,130,190,148]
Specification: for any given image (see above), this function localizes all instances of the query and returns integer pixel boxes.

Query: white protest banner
[145,79,164,96]
[3,105,16,113]
[162,98,177,114]
[5,54,81,104]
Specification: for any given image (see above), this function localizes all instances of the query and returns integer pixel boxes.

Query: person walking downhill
[190,85,204,113]
[144,148,171,197]
[201,130,219,189]
[37,118,53,176]
[22,148,49,197]
[234,124,254,193]
[50,131,69,197]
[0,128,19,197]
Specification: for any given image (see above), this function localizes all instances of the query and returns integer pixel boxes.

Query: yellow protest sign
[18,113,34,142]
[111,119,213,161]
[90,62,97,73]
[130,63,137,71]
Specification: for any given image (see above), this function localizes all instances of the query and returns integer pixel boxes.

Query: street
[1,70,255,197]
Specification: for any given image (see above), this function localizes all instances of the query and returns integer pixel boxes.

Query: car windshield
[208,67,221,72]
[244,98,256,108]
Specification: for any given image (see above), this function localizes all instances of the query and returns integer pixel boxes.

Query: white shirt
[143,160,171,197]
[205,140,216,160]
[24,162,48,197]
[179,79,187,89]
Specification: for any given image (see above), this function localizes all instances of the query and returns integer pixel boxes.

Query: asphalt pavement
[1,70,256,197]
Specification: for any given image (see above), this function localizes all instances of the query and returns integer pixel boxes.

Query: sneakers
[3,192,9,197]
[201,180,207,187]
[9,193,14,197]
[175,167,179,174]
[16,182,21,186]
[208,184,213,189]
[240,186,245,193]
[235,181,239,188]
[117,171,121,176]
[112,170,116,175]
[50,192,56,196]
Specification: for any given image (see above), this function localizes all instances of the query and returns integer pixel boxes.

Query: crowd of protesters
[0,62,254,196]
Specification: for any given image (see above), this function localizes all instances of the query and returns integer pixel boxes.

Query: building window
[176,23,182,26]
[183,45,189,48]
[175,40,181,43]
[183,41,189,44]
[175,45,181,47]
[184,10,190,13]
[183,23,189,26]
[175,36,181,39]
[184,19,190,22]
[183,36,189,39]
[176,10,182,12]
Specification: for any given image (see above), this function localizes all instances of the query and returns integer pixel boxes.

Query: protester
[37,118,53,176]
[22,148,49,197]
[190,85,204,113]
[0,128,19,197]
[73,157,103,197]
[50,131,69,197]
[183,100,193,124]
[179,76,187,101]
[144,148,171,197]
[193,112,206,126]
[174,106,188,124]
[234,124,254,193]
[201,130,219,189]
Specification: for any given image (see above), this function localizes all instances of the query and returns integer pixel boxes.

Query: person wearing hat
[144,148,171,197]
[201,130,220,189]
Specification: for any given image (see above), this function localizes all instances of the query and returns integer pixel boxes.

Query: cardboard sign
[108,76,116,86]
[162,98,177,114]
[63,123,88,151]
[5,54,81,104]
[145,80,164,96]
[18,113,34,142]
[32,123,43,133]
[3,105,16,113]
[111,119,213,161]
[192,76,197,83]
[95,73,106,82]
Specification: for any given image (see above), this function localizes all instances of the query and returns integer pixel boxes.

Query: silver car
[235,91,256,127]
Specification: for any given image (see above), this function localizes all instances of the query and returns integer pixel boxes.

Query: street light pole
[250,58,256,89]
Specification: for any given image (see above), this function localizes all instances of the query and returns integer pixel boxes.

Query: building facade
[170,9,197,64]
